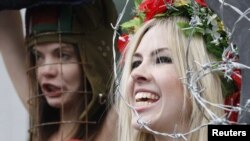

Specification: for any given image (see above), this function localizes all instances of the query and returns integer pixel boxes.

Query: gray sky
[0,55,28,141]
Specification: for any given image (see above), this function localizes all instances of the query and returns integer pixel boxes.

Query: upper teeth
[135,92,159,102]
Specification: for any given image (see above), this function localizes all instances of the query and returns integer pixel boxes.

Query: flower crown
[118,0,241,122]
[119,0,228,60]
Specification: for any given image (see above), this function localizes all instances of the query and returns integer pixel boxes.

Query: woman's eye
[35,53,44,65]
[56,51,72,62]
[32,50,42,61]
[61,53,71,61]
[131,60,141,69]
[36,53,42,60]
[156,56,172,64]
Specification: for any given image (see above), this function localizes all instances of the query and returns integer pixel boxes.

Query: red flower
[117,34,129,67]
[231,69,241,90]
[118,34,129,53]
[139,0,174,21]
[195,0,207,7]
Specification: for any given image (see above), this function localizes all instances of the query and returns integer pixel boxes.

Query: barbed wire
[111,0,131,86]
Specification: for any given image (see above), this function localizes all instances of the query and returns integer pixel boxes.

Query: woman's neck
[48,113,80,141]
[48,101,83,141]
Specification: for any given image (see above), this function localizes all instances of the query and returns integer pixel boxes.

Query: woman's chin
[46,98,64,108]
[131,114,171,134]
[131,114,155,132]
[48,102,62,109]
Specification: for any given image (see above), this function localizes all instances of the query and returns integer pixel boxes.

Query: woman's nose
[37,60,59,78]
[131,63,151,83]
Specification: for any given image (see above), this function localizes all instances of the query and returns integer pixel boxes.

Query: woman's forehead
[136,30,171,53]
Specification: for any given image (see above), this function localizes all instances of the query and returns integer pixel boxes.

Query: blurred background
[0,9,28,141]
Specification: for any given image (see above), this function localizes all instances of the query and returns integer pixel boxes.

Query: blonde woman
[115,15,225,141]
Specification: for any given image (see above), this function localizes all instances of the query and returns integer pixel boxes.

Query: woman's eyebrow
[133,53,142,58]
[56,44,72,49]
[151,47,169,56]
[55,45,74,52]
[132,47,169,58]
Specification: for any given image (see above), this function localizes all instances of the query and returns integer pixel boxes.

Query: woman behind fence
[1,0,118,140]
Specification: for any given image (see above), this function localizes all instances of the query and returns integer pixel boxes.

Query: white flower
[190,15,202,26]
[207,14,217,25]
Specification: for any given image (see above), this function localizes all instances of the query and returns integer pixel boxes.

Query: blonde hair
[115,16,224,141]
